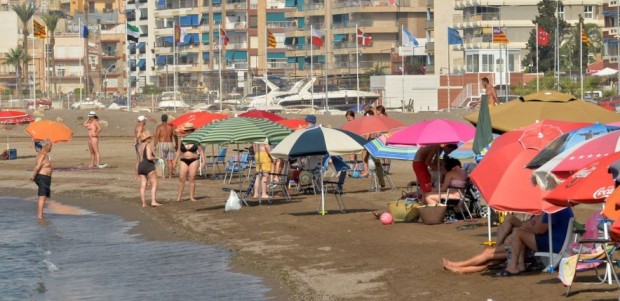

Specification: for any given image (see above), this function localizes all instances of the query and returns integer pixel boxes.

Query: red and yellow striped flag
[492,26,508,44]
[34,20,46,39]
[267,31,277,48]
[581,29,591,46]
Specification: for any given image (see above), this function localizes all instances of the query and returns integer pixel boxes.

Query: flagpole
[505,38,508,103]
[447,45,451,112]
[125,21,130,110]
[218,24,223,112]
[534,24,540,92]
[32,18,36,103]
[555,1,559,91]
[580,22,583,100]
[401,25,405,113]
[79,18,83,104]
[174,22,178,112]
[265,27,269,107]
[310,24,314,113]
[355,24,360,113]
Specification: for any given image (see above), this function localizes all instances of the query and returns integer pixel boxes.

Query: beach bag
[156,159,165,178]
[387,198,421,222]
[418,204,447,225]
[224,190,241,212]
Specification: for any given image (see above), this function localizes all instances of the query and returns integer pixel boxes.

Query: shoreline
[3,187,299,300]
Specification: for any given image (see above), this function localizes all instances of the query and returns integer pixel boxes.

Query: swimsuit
[138,147,156,176]
[412,161,432,193]
[34,174,52,197]
[157,142,176,160]
[179,143,199,166]
[255,152,272,172]
[450,179,467,188]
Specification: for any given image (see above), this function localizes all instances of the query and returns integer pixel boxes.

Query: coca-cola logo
[593,186,615,199]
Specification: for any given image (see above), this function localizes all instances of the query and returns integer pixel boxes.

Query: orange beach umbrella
[25,120,73,144]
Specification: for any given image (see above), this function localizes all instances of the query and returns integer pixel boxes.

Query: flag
[34,20,46,39]
[537,26,550,46]
[402,28,418,47]
[356,28,372,46]
[219,28,229,46]
[311,28,324,46]
[581,29,591,46]
[492,27,508,44]
[267,30,277,48]
[174,24,186,44]
[81,25,89,39]
[127,23,139,42]
[472,95,494,159]
[448,27,463,45]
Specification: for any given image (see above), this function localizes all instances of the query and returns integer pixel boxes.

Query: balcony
[303,2,324,11]
[225,2,247,10]
[267,61,292,69]
[454,12,501,27]
[426,42,434,52]
[226,22,248,30]
[229,42,249,50]
[426,0,434,7]
[267,21,296,30]
[333,0,405,9]
[425,20,433,30]
[332,20,374,29]
[333,41,373,49]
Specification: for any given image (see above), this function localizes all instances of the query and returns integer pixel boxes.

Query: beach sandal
[495,269,518,277]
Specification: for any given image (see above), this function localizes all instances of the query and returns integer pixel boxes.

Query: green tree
[360,63,388,89]
[41,13,62,98]
[12,2,38,90]
[142,85,160,95]
[522,0,570,73]
[3,47,31,100]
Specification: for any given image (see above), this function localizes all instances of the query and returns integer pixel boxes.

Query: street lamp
[102,64,115,98]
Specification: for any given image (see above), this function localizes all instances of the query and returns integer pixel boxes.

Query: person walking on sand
[31,139,53,219]
[83,111,105,168]
[154,114,178,178]
[137,131,162,207]
[173,123,205,202]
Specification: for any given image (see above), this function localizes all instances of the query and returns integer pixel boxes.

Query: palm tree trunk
[50,36,56,98]
[22,30,28,101]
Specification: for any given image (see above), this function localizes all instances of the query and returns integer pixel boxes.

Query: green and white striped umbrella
[184,117,292,145]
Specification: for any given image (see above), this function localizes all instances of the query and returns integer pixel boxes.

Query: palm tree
[41,13,61,97]
[12,2,38,93]
[4,47,32,100]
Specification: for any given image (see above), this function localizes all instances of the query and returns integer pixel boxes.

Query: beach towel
[558,246,609,286]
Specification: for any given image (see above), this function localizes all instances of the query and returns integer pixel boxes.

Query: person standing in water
[31,139,53,219]
[154,114,178,178]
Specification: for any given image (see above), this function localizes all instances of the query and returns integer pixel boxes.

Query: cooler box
[8,148,16,160]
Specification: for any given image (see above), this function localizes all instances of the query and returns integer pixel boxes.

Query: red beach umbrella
[239,110,284,121]
[543,152,620,207]
[470,120,588,214]
[341,115,404,136]
[170,112,229,130]
[0,110,35,125]
[276,119,308,130]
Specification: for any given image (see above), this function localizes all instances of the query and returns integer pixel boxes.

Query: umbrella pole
[320,171,326,215]
[603,203,613,284]
[547,213,554,273]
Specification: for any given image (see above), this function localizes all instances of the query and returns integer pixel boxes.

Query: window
[249,16,257,29]
[466,54,479,72]
[558,3,564,19]
[508,53,518,72]
[482,54,493,72]
[584,6,593,19]
[495,56,504,72]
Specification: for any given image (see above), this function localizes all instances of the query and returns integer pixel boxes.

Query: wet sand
[0,109,612,300]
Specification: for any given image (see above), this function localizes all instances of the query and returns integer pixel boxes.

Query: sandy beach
[0,109,613,300]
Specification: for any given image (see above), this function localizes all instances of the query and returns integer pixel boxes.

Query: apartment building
[150,0,291,97]
[283,0,428,85]
[451,0,603,85]
[425,0,457,76]
[603,0,619,69]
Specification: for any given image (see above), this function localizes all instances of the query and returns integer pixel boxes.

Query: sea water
[0,196,272,300]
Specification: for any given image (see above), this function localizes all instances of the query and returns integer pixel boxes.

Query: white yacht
[274,77,380,110]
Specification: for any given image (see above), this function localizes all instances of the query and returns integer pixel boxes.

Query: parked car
[597,95,620,112]
[26,98,52,110]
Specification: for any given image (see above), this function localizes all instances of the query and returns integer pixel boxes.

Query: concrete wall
[0,11,18,53]
[371,75,439,112]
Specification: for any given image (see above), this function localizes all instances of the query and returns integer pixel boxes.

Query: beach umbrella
[543,152,620,207]
[364,132,417,161]
[0,110,35,150]
[472,95,494,162]
[25,120,73,144]
[239,110,284,122]
[593,67,618,77]
[470,120,586,214]
[603,187,620,221]
[464,91,620,132]
[527,123,615,169]
[170,111,229,130]
[271,127,367,215]
[185,117,292,145]
[275,119,308,130]
[341,115,404,136]
[532,130,620,190]
[386,119,475,146]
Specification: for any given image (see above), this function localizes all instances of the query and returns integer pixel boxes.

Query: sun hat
[139,130,152,142]
[137,115,146,122]
[88,111,97,117]
[305,114,317,124]
[183,123,195,131]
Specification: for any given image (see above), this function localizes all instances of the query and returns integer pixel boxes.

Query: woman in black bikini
[173,123,205,202]
[137,131,162,207]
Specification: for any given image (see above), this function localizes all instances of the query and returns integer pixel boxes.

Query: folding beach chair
[322,167,349,213]
[205,146,227,179]
[267,161,291,203]
[534,217,576,270]
[563,236,620,297]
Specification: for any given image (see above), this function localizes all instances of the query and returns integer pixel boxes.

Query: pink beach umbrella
[386,119,476,146]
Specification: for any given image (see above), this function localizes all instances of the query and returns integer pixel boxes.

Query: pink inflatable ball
[380,212,393,225]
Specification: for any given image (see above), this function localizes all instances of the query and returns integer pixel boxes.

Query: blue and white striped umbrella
[271,127,367,159]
